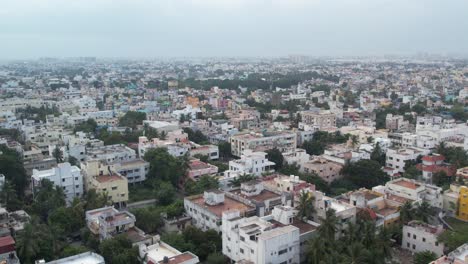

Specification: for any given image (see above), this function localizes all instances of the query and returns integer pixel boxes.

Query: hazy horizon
[2,0,468,59]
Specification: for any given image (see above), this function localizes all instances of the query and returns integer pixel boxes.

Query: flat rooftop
[95,174,124,183]
[186,195,254,218]
[231,189,281,203]
[391,179,421,190]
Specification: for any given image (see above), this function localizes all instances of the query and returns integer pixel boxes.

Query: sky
[1,0,468,59]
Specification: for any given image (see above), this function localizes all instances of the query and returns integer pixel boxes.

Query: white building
[31,162,83,203]
[36,252,105,264]
[184,190,255,233]
[223,150,275,180]
[138,239,199,264]
[373,178,443,208]
[385,147,430,174]
[222,206,306,264]
[230,131,297,157]
[402,221,445,257]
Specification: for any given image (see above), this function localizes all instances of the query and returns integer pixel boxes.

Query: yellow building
[457,186,468,221]
[82,159,129,208]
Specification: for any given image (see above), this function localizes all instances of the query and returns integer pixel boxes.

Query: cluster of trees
[0,145,28,209]
[131,200,184,234]
[16,105,61,122]
[183,127,208,144]
[302,131,350,155]
[161,226,224,263]
[306,209,393,264]
[14,179,111,263]
[118,111,146,129]
[340,159,389,190]
[436,143,468,168]
[73,118,98,133]
[179,71,339,91]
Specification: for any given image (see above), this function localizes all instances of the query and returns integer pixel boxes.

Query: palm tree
[399,201,414,224]
[16,223,40,263]
[360,221,376,248]
[318,209,339,241]
[344,242,367,264]
[415,201,434,223]
[306,237,327,264]
[296,191,315,221]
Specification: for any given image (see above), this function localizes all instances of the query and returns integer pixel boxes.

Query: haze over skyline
[2,0,468,59]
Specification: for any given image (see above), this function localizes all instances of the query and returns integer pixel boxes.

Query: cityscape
[1,1,468,264]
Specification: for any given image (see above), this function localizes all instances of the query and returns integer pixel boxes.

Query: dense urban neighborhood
[0,56,467,264]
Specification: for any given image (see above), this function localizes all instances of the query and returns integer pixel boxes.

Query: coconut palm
[399,201,414,224]
[296,191,315,221]
[344,242,367,264]
[415,201,434,223]
[16,223,40,263]
[318,209,339,241]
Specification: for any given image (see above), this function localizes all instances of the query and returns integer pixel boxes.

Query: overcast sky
[1,0,468,59]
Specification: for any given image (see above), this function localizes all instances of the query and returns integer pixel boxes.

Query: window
[112,186,117,190]
[240,236,245,241]
[413,235,416,239]
[407,242,410,248]
[412,244,416,250]
[278,249,288,255]
[422,238,426,242]
[435,242,439,246]
[240,248,244,254]
[407,233,410,237]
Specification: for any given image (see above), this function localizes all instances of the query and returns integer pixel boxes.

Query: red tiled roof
[421,155,445,162]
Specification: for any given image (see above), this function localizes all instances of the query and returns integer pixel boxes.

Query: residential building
[184,190,255,232]
[385,147,430,174]
[402,221,445,256]
[222,150,275,185]
[385,114,409,131]
[186,159,218,181]
[302,157,343,184]
[82,160,129,208]
[85,206,153,245]
[36,252,105,264]
[458,186,468,221]
[138,239,199,264]
[0,235,19,264]
[430,243,468,264]
[222,206,318,264]
[416,154,456,183]
[374,178,443,208]
[299,110,337,131]
[230,131,297,157]
[31,162,83,203]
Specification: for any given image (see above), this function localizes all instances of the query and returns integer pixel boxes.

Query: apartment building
[87,144,148,184]
[230,131,297,157]
[402,221,445,256]
[302,157,343,184]
[223,150,275,184]
[82,160,129,208]
[385,114,409,131]
[374,178,443,208]
[385,147,430,174]
[416,154,456,182]
[222,206,318,264]
[184,190,255,233]
[186,159,218,181]
[31,162,83,203]
[22,144,57,175]
[299,110,337,131]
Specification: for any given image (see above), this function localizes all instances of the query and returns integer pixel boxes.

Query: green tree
[413,250,438,264]
[400,201,415,224]
[119,111,146,129]
[143,148,187,186]
[296,191,315,220]
[155,181,176,205]
[318,209,339,241]
[370,142,386,166]
[265,148,284,170]
[99,235,139,264]
[16,223,41,263]
[132,207,163,233]
[342,159,389,189]
[53,146,63,163]
[415,201,434,223]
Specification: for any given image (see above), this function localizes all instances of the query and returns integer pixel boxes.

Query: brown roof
[96,174,124,183]
[392,179,421,190]
[291,219,317,234]
[187,195,254,218]
[157,253,197,264]
[231,190,281,203]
